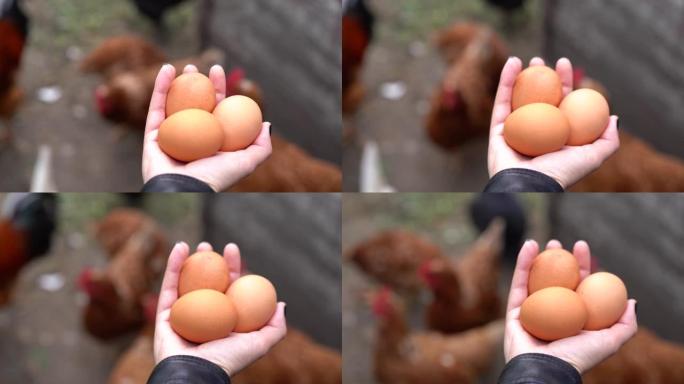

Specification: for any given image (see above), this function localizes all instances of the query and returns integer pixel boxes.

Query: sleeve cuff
[485,168,564,193]
[147,355,230,384]
[142,174,215,192]
[498,353,582,384]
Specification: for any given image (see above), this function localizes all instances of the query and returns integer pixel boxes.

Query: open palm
[488,57,620,189]
[504,239,637,374]
[154,241,287,377]
[142,64,272,191]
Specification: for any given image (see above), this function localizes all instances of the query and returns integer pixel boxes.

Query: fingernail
[635,301,638,316]
[616,117,620,130]
[269,124,273,136]
[284,304,288,317]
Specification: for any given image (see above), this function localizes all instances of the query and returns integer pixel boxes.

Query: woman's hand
[154,242,287,377]
[488,57,620,189]
[142,64,272,192]
[504,239,637,374]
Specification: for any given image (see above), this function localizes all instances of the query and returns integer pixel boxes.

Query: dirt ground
[342,0,544,191]
[0,194,200,383]
[0,0,200,191]
[341,194,548,384]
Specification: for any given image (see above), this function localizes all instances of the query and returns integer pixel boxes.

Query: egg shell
[520,287,587,341]
[166,73,216,116]
[170,289,237,343]
[528,249,580,294]
[158,109,224,162]
[576,272,628,330]
[560,89,610,146]
[213,95,263,152]
[226,275,277,332]
[504,103,570,157]
[178,251,231,296]
[512,66,563,110]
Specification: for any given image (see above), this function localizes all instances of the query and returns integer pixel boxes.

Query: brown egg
[512,66,563,110]
[520,287,588,341]
[560,89,610,146]
[158,109,224,162]
[178,251,231,296]
[170,289,237,343]
[226,275,277,332]
[528,249,580,294]
[213,95,263,152]
[576,272,628,330]
[166,73,216,116]
[504,103,570,157]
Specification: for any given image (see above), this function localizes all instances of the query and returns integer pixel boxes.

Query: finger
[209,65,227,102]
[183,64,199,74]
[556,57,574,96]
[507,240,539,312]
[255,302,288,343]
[142,129,182,174]
[529,57,545,66]
[583,115,620,167]
[197,242,213,252]
[157,242,190,315]
[232,122,272,162]
[490,57,523,134]
[573,240,592,279]
[145,64,176,134]
[224,243,242,281]
[545,239,562,249]
[602,299,638,347]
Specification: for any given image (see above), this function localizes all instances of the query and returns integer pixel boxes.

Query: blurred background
[0,0,341,192]
[0,192,341,383]
[342,193,684,383]
[343,0,684,192]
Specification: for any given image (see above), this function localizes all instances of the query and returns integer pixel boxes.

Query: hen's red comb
[417,259,435,286]
[226,67,246,94]
[371,286,393,317]
[573,68,586,88]
[77,267,94,294]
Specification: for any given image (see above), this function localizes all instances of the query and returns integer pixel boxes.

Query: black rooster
[0,193,57,305]
[485,0,526,11]
[342,0,376,113]
[129,0,188,26]
[469,193,526,262]
[0,0,29,141]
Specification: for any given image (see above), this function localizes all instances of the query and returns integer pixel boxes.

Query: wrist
[500,353,581,384]
[486,168,564,192]
[148,355,230,384]
[142,174,216,192]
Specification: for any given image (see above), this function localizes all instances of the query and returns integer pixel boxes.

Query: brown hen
[79,211,166,339]
[426,22,508,150]
[371,288,504,384]
[80,35,166,78]
[347,230,446,291]
[419,220,504,333]
[584,328,684,384]
[107,327,340,384]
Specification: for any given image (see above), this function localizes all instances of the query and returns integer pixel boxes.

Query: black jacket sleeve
[498,353,582,384]
[142,174,214,192]
[147,355,230,384]
[484,169,564,193]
